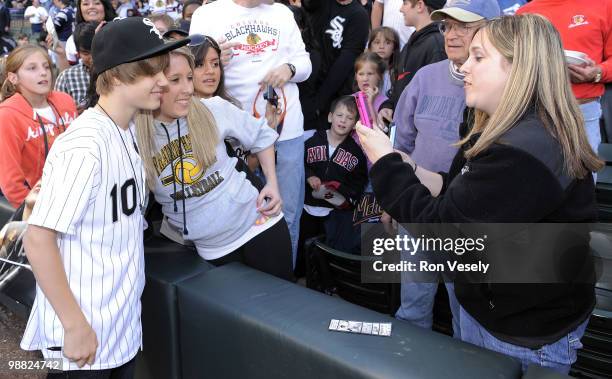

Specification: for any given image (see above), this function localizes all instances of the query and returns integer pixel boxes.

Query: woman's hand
[257,181,283,217]
[394,149,416,167]
[355,122,394,164]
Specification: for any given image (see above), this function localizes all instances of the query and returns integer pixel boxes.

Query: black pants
[47,357,135,379]
[295,210,328,277]
[208,218,294,282]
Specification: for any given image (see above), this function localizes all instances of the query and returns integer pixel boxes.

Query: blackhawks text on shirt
[190,0,311,142]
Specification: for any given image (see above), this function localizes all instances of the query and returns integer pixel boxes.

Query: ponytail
[0,78,17,102]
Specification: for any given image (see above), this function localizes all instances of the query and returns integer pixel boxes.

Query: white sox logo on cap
[143,18,164,40]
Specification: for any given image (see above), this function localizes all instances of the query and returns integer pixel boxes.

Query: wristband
[286,63,296,79]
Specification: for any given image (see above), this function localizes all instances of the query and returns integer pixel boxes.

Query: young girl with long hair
[0,45,77,208]
[368,26,399,98]
[357,14,603,374]
[353,52,388,126]
[135,46,293,281]
[189,35,239,107]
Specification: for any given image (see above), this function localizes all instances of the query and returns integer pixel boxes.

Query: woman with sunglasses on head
[135,45,294,281]
[190,35,269,184]
[190,35,239,107]
[357,15,602,373]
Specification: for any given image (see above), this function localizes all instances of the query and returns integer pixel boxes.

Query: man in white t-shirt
[24,0,49,35]
[372,0,415,48]
[20,17,188,376]
[190,0,312,267]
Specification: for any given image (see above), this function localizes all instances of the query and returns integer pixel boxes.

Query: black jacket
[384,22,446,111]
[304,130,368,209]
[0,4,10,36]
[370,111,596,348]
[302,0,369,119]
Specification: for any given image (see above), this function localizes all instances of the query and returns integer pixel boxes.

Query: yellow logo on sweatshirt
[174,156,204,185]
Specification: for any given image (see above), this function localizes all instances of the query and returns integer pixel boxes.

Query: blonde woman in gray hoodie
[135,46,293,281]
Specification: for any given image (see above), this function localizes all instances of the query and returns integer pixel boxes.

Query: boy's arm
[24,225,98,367]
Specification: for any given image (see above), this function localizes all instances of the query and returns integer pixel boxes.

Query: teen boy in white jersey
[20,17,188,376]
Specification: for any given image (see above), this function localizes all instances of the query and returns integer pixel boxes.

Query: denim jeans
[394,227,461,338]
[396,281,461,338]
[459,306,588,374]
[276,136,305,268]
[580,100,602,181]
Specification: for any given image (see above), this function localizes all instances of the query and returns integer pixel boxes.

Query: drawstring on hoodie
[35,100,68,158]
[48,101,67,133]
[36,115,50,158]
[176,119,188,235]
[160,120,189,236]
[160,123,178,213]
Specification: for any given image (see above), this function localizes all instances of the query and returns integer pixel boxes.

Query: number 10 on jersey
[110,179,137,222]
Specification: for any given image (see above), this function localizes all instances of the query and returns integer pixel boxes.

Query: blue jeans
[459,306,588,374]
[394,227,461,338]
[276,136,305,268]
[580,100,602,181]
[396,281,461,339]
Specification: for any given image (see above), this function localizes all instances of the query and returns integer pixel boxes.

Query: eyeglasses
[437,20,483,37]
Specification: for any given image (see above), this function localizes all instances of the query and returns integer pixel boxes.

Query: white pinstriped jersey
[21,108,146,371]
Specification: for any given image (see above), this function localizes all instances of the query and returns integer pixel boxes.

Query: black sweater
[383,22,446,111]
[305,130,368,209]
[303,0,369,116]
[369,111,597,347]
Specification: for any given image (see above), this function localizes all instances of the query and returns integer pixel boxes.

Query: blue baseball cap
[431,0,501,22]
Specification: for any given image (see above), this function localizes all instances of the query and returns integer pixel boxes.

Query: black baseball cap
[163,28,189,39]
[92,17,190,76]
[424,0,446,10]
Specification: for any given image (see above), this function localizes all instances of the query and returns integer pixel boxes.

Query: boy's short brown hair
[329,95,358,121]
[95,54,169,96]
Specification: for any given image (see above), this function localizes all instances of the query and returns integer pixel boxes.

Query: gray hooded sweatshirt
[150,96,278,259]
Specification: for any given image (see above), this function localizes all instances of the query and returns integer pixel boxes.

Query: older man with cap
[378,0,447,118]
[391,0,500,338]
